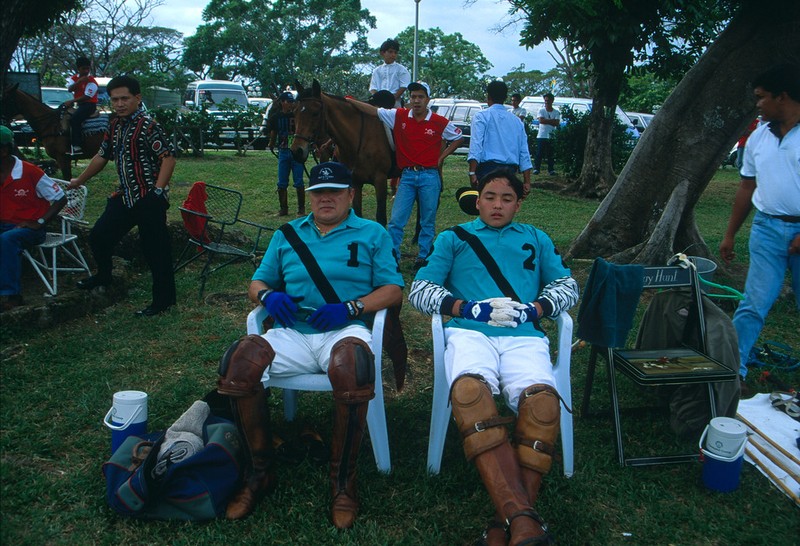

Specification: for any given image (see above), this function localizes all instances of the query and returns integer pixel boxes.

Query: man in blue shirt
[468,81,532,195]
[409,169,578,545]
[217,162,403,529]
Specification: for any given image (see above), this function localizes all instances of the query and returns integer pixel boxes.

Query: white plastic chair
[427,313,575,478]
[246,306,391,474]
[22,179,90,296]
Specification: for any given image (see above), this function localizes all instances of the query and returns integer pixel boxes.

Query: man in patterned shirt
[69,75,177,316]
[409,169,578,545]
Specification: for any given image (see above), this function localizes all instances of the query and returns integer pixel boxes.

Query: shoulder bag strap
[279,224,341,303]
[452,226,522,302]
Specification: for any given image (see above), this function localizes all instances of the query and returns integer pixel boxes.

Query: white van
[183,80,249,111]
[519,96,639,138]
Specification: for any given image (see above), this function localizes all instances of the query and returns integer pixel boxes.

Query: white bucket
[704,416,747,458]
[103,390,148,453]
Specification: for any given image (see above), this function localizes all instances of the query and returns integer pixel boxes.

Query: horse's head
[291,80,326,163]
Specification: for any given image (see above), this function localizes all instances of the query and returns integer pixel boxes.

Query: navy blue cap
[306,162,353,191]
[279,91,296,102]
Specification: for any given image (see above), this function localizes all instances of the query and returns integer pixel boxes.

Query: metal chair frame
[174,183,272,297]
[22,179,90,296]
[581,262,737,467]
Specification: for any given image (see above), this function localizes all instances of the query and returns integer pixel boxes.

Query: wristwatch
[257,288,274,305]
[346,299,365,319]
[37,218,46,225]
[153,187,164,196]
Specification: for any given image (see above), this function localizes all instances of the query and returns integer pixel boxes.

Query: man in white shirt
[369,38,411,108]
[534,93,560,176]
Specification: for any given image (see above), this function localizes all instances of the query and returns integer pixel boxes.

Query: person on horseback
[64,56,99,156]
[369,38,410,109]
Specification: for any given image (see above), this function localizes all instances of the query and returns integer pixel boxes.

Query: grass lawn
[1,151,797,545]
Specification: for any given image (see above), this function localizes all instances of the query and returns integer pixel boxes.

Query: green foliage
[394,27,491,99]
[183,0,376,96]
[552,106,636,177]
[619,69,677,113]
[501,64,562,97]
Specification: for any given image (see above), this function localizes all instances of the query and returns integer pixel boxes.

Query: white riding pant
[444,328,554,413]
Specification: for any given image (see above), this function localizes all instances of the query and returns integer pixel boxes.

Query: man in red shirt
[0,126,66,310]
[348,82,463,269]
[65,56,99,156]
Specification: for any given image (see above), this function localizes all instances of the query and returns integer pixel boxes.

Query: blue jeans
[732,211,800,377]
[388,168,440,260]
[277,148,304,189]
[0,223,46,296]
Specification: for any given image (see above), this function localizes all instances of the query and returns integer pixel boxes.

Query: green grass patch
[1,152,797,544]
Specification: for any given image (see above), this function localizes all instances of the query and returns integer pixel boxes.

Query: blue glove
[263,291,298,327]
[460,300,495,322]
[511,303,539,326]
[307,303,349,332]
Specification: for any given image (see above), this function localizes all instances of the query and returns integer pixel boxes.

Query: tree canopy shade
[567,0,800,264]
[1,0,80,91]
[509,0,730,196]
[182,0,376,96]
[393,27,491,100]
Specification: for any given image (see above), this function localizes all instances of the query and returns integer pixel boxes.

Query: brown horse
[291,80,394,226]
[2,85,106,179]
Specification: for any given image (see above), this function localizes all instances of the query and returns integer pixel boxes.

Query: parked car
[428,98,485,151]
[41,87,72,108]
[626,111,654,133]
[182,80,260,147]
[519,96,640,138]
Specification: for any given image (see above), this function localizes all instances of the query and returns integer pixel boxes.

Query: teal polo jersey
[254,209,404,334]
[418,218,570,338]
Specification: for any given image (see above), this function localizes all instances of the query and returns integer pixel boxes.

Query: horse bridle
[293,95,366,163]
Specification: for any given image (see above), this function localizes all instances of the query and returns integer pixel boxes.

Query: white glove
[483,297,524,328]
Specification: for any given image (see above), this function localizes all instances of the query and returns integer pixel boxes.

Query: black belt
[404,166,437,171]
[764,212,800,223]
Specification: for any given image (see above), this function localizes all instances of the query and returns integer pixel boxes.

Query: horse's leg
[59,154,72,179]
[352,185,364,218]
[375,178,387,227]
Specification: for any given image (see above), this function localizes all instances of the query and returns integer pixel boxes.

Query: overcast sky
[150,0,557,78]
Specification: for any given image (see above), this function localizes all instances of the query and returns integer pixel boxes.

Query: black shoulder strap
[279,224,341,303]
[452,226,521,302]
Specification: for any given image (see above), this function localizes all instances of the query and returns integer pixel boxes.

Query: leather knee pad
[514,384,560,475]
[450,374,511,461]
[217,335,275,397]
[328,337,375,404]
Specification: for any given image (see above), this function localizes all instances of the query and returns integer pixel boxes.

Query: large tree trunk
[568,1,800,264]
[568,98,618,197]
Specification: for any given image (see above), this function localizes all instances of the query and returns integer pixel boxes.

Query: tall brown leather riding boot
[296,187,306,216]
[329,399,369,529]
[225,387,276,519]
[277,189,289,216]
[473,442,547,546]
